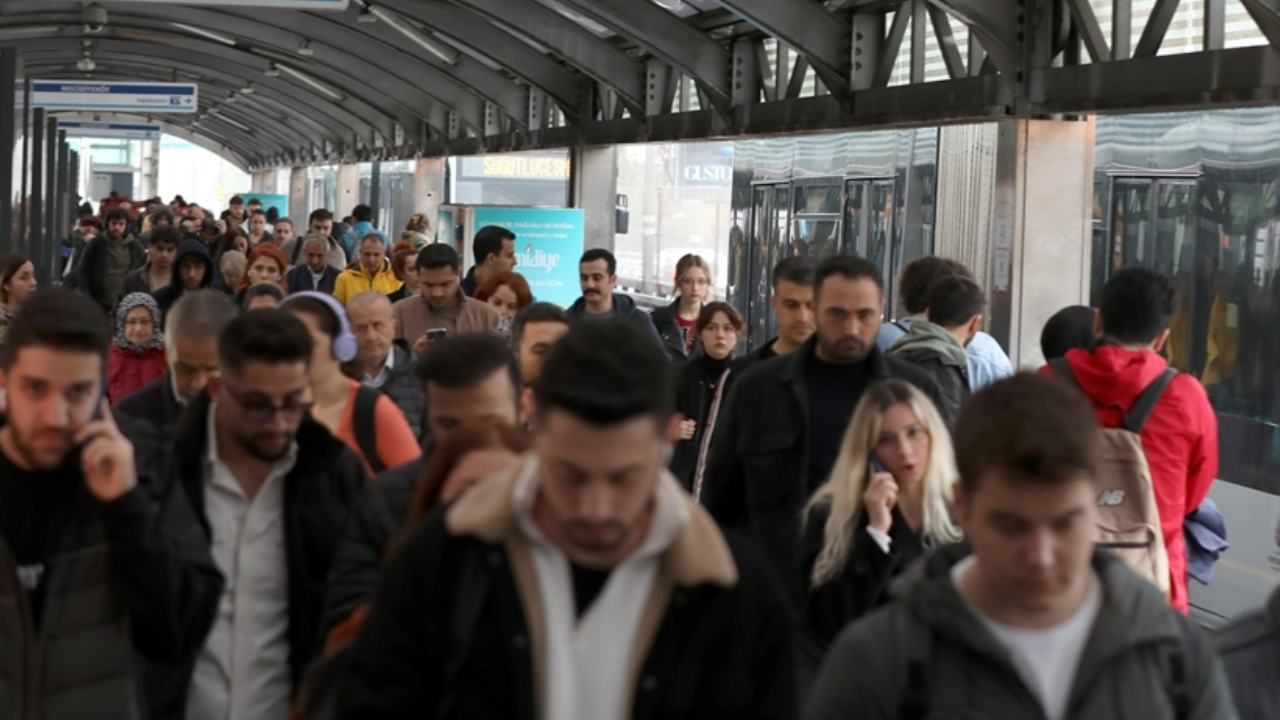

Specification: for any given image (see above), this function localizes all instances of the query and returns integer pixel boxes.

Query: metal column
[55,131,69,274]
[29,107,43,267]
[18,78,30,252]
[43,116,57,282]
[369,160,381,226]
[0,49,17,245]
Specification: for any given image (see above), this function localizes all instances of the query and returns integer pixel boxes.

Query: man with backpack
[806,373,1236,720]
[1039,268,1218,614]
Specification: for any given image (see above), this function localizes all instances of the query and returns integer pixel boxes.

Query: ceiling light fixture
[264,63,281,78]
[368,6,458,65]
[296,39,315,57]
[277,63,345,102]
[357,4,378,23]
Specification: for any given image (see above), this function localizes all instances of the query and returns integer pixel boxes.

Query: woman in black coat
[799,379,962,674]
[650,254,713,362]
[669,302,742,496]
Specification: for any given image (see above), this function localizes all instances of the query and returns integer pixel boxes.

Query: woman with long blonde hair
[800,379,962,666]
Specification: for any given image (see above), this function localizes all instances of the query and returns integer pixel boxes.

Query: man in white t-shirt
[806,373,1236,720]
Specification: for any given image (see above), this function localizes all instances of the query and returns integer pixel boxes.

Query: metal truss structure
[4,0,1279,169]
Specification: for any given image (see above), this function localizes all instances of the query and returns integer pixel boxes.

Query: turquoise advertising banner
[239,193,290,219]
[471,207,585,308]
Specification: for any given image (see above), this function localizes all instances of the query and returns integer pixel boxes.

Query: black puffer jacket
[0,419,222,720]
[162,392,367,705]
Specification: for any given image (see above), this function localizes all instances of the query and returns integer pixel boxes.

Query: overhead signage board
[113,0,349,7]
[31,80,197,113]
[59,121,162,141]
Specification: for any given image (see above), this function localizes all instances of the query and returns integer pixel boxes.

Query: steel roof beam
[22,58,338,150]
[717,0,851,96]
[451,0,645,114]
[5,23,391,141]
[553,0,732,114]
[0,4,439,137]
[304,3,530,128]
[376,0,585,122]
[926,0,1021,78]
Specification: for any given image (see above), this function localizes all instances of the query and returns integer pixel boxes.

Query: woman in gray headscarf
[107,292,167,404]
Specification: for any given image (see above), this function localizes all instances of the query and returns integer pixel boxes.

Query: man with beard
[566,248,661,344]
[164,309,365,720]
[336,318,797,719]
[77,207,146,313]
[0,289,221,719]
[391,243,500,356]
[702,255,945,607]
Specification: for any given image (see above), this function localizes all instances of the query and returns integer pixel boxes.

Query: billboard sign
[471,206,584,308]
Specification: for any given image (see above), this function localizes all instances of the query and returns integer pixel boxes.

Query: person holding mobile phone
[0,289,222,719]
[390,244,500,356]
[798,379,961,679]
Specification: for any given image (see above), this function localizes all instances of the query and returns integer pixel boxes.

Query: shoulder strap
[291,237,304,263]
[1123,368,1178,433]
[893,320,911,334]
[354,385,385,474]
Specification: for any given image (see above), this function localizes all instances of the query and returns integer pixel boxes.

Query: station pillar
[288,166,308,228]
[336,163,360,217]
[412,157,445,231]
[0,48,18,243]
[570,145,618,250]
[984,117,1096,369]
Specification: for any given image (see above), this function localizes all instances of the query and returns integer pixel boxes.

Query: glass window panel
[793,185,842,215]
[792,219,841,260]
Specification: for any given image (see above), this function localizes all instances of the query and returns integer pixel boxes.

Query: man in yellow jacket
[333,233,402,305]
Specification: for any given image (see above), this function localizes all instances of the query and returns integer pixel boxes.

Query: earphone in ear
[281,291,359,363]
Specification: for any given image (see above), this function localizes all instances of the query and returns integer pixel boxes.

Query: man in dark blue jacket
[286,235,341,295]
[565,248,661,346]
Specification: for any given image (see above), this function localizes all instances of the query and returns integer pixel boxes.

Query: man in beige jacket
[391,243,500,355]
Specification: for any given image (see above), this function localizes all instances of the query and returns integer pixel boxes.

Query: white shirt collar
[205,401,298,482]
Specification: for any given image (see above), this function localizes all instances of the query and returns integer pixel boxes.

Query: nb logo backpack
[1050,358,1175,599]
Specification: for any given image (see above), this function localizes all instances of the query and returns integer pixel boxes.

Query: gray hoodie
[806,546,1236,720]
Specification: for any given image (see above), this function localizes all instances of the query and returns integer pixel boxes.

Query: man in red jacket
[1040,268,1218,613]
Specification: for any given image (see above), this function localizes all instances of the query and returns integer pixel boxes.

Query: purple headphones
[280,291,358,363]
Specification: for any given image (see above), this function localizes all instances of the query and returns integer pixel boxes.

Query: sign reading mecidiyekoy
[59,121,162,141]
[31,81,197,113]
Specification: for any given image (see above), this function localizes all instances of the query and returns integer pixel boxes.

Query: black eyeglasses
[222,383,311,424]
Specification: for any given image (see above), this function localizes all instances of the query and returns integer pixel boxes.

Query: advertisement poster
[239,193,289,219]
[471,207,584,308]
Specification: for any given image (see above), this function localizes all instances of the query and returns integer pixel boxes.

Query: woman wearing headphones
[282,291,421,475]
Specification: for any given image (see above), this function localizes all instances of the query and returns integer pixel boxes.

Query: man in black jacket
[336,317,797,720]
[1216,586,1280,717]
[153,237,216,320]
[702,255,945,603]
[887,273,985,421]
[121,224,179,296]
[0,289,221,720]
[733,255,816,373]
[167,309,366,719]
[77,207,146,313]
[321,333,520,635]
[117,289,237,432]
[285,235,341,295]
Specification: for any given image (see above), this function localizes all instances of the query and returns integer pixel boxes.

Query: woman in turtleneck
[669,301,744,497]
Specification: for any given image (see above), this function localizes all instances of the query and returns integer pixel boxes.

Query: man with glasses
[163,309,365,720]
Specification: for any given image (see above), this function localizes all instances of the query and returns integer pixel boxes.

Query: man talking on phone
[390,243,500,355]
[0,289,222,719]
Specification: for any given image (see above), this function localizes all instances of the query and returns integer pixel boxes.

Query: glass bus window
[793,185,842,215]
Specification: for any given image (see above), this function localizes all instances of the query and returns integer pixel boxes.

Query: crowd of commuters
[0,189,1267,720]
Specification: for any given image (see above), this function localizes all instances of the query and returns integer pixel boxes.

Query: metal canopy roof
[4,0,1280,171]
